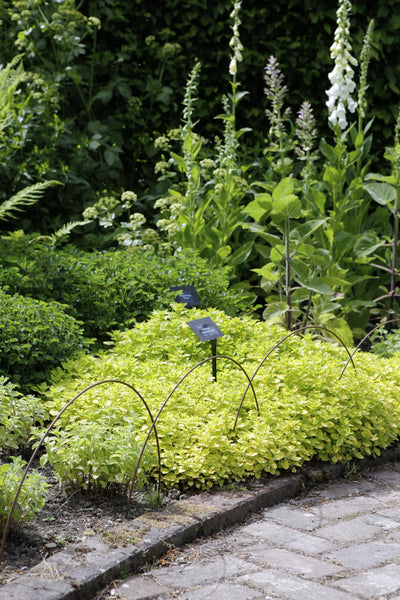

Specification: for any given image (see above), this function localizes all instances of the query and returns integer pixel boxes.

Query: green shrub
[0,456,48,532]
[371,328,400,358]
[0,376,44,455]
[40,306,400,491]
[0,290,89,389]
[0,237,250,340]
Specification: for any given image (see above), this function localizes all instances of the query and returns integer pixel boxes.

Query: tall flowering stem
[295,100,318,186]
[326,0,357,132]
[226,0,243,171]
[357,19,374,131]
[264,55,292,176]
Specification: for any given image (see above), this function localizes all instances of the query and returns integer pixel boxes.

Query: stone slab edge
[2,445,400,600]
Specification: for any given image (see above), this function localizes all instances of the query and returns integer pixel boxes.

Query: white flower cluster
[326,0,357,130]
[229,1,243,76]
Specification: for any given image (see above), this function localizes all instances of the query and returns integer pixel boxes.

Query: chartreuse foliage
[0,457,48,531]
[0,377,48,531]
[0,376,44,455]
[40,306,400,491]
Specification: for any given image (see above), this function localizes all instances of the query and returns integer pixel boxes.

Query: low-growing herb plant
[0,456,48,532]
[39,307,400,493]
[0,377,44,455]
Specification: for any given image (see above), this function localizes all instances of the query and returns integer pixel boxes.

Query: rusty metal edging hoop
[0,379,160,564]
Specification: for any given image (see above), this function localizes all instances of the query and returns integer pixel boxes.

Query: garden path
[105,462,400,600]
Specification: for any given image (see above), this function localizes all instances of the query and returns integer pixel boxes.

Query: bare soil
[0,463,184,586]
[3,445,399,588]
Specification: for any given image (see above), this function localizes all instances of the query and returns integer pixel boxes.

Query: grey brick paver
[260,504,324,530]
[175,582,261,599]
[239,520,335,554]
[371,489,400,504]
[150,555,259,588]
[238,546,343,578]
[306,495,381,519]
[238,568,355,600]
[368,469,400,485]
[363,512,400,530]
[313,515,384,544]
[376,504,400,521]
[332,563,400,597]
[114,575,170,600]
[326,541,400,569]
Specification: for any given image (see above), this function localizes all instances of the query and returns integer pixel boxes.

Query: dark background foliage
[0,0,399,230]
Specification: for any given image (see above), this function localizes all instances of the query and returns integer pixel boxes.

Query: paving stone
[151,555,259,588]
[238,546,342,578]
[242,521,333,554]
[306,495,381,520]
[114,574,171,599]
[368,469,400,486]
[314,515,384,544]
[238,568,356,600]
[376,505,400,522]
[332,563,400,597]
[262,504,326,530]
[239,520,334,554]
[371,489,400,505]
[363,513,400,531]
[312,479,376,500]
[0,576,74,600]
[326,541,400,569]
[176,582,261,599]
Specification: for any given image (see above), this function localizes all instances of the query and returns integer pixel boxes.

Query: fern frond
[0,180,61,221]
[0,55,24,131]
[50,220,90,245]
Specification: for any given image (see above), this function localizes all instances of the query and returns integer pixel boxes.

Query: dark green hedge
[0,290,88,389]
[1,0,399,227]
[0,238,246,340]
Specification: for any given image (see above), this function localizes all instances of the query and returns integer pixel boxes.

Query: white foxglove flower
[326,0,357,129]
[229,1,242,77]
[229,57,237,75]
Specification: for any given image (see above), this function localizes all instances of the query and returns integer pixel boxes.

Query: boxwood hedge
[0,290,89,389]
[0,237,249,341]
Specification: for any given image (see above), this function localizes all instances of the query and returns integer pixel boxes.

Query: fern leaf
[0,180,61,222]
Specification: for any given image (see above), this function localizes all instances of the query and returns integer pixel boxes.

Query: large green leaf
[243,222,282,245]
[322,317,354,349]
[244,194,272,222]
[262,301,288,321]
[319,138,338,164]
[272,177,294,200]
[253,263,280,282]
[353,232,385,258]
[290,219,325,242]
[228,240,253,266]
[305,187,326,213]
[297,277,333,296]
[364,182,396,207]
[271,196,302,219]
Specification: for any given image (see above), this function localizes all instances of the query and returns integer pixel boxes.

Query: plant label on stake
[170,285,201,308]
[187,317,224,381]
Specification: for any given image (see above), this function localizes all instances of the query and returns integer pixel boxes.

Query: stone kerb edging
[2,444,400,600]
